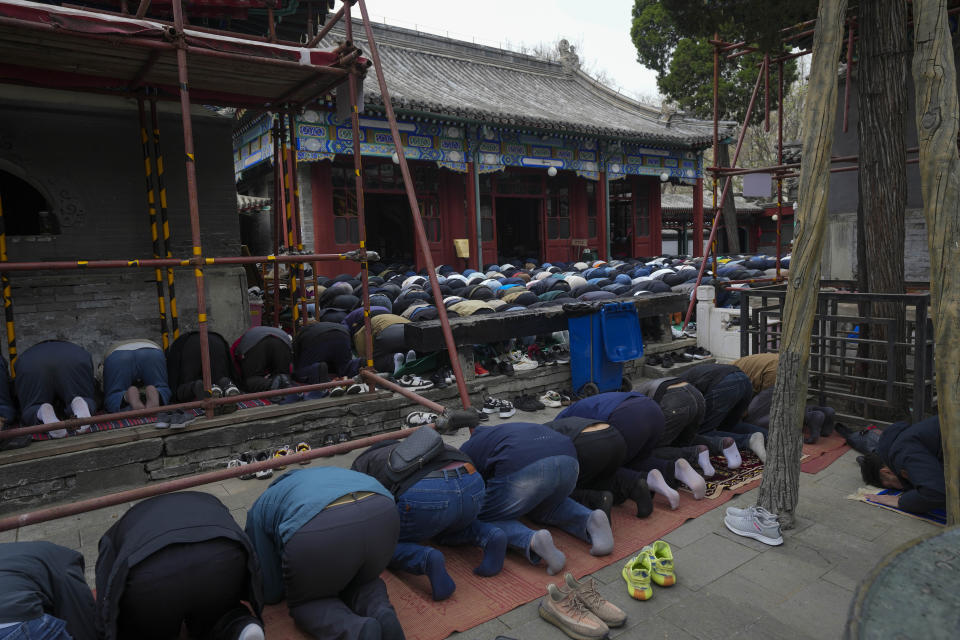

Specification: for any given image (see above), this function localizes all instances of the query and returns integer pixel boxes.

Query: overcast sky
[365,0,661,102]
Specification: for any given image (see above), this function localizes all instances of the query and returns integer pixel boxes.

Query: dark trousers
[103,348,172,412]
[239,336,292,392]
[371,324,407,373]
[294,329,360,380]
[699,372,767,450]
[572,426,627,493]
[116,539,252,640]
[0,356,15,424]
[282,495,404,640]
[653,384,707,466]
[169,333,234,402]
[15,341,95,426]
[609,397,675,484]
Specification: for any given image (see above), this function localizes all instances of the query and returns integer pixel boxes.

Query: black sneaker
[514,395,546,412]
[475,408,489,422]
[661,353,675,369]
[646,354,663,366]
[497,360,515,376]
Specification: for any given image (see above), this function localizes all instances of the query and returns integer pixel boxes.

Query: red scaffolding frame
[0,0,471,452]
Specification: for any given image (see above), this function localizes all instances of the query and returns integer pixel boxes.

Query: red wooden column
[598,170,609,260]
[693,176,704,257]
[465,162,479,271]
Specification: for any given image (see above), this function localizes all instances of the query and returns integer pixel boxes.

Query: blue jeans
[390,469,502,575]
[700,372,767,450]
[103,348,171,412]
[0,615,72,640]
[476,455,592,564]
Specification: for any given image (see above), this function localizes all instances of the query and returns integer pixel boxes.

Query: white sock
[70,396,91,419]
[697,447,716,478]
[37,402,60,424]
[723,442,743,470]
[749,432,767,463]
[675,458,707,500]
[647,469,680,510]
[393,352,405,375]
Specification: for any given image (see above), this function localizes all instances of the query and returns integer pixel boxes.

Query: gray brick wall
[0,93,249,362]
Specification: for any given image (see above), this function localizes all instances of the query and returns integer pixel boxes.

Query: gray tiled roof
[326,21,717,148]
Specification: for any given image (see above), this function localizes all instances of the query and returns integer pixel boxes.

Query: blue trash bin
[569,302,644,396]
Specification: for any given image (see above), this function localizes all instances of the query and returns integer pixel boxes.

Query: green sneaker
[645,540,676,587]
[621,552,653,601]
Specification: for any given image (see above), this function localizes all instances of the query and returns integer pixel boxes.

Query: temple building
[235,21,717,275]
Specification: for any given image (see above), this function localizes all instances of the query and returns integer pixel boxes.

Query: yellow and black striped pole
[285,111,309,328]
[0,190,16,376]
[282,121,300,328]
[137,97,171,350]
[150,97,179,341]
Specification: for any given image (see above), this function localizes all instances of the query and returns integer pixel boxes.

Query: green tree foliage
[631,0,817,121]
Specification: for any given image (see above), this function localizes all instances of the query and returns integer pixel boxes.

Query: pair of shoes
[539,573,625,639]
[514,395,545,412]
[475,408,489,422]
[295,441,311,465]
[539,390,563,408]
[398,374,434,391]
[482,396,516,418]
[622,540,676,601]
[687,346,711,359]
[156,409,199,429]
[273,444,293,470]
[474,362,490,377]
[646,354,662,366]
[346,382,368,394]
[660,353,675,368]
[254,451,274,479]
[496,359,515,376]
[215,381,241,415]
[510,351,539,372]
[429,371,449,389]
[404,410,438,429]
[724,505,783,545]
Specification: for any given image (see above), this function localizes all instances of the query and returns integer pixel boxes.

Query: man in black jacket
[679,363,767,462]
[352,437,508,601]
[0,541,97,640]
[96,492,264,640]
[859,416,945,514]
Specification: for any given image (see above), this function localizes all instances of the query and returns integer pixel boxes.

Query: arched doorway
[0,169,58,235]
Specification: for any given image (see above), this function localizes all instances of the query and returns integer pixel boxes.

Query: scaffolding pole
[149,97,180,340]
[357,0,471,408]
[344,5,376,372]
[0,191,14,375]
[137,96,171,350]
[171,0,213,414]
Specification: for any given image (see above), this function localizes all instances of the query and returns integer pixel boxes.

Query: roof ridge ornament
[557,38,580,72]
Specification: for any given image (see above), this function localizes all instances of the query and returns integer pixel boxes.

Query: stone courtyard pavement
[0,408,939,640]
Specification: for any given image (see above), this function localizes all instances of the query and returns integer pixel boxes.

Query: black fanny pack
[385,427,443,491]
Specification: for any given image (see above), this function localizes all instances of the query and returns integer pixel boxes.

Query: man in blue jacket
[859,416,945,514]
[245,467,404,640]
[460,422,614,576]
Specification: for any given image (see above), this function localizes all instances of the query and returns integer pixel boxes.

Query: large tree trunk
[911,0,960,526]
[716,144,741,254]
[856,0,910,418]
[757,0,847,529]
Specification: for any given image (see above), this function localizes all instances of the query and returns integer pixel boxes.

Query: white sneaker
[723,505,783,546]
[404,410,438,429]
[539,390,563,408]
[398,375,433,390]
[497,399,516,418]
[512,355,539,372]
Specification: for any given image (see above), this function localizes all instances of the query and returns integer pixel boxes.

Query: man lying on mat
[352,434,507,601]
[858,415,945,514]
[460,421,614,576]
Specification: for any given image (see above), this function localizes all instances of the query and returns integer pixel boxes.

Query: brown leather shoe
[539,583,609,639]
[561,573,626,628]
